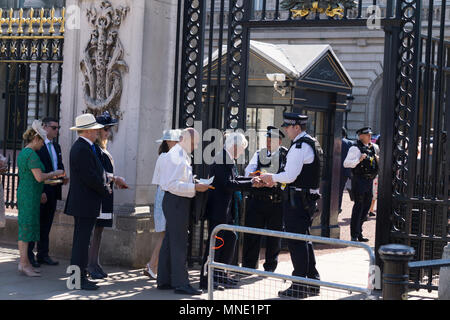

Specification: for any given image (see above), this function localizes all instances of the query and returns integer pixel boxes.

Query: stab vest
[352,140,379,180]
[256,146,288,174]
[285,135,323,189]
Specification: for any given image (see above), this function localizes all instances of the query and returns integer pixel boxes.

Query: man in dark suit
[65,114,110,291]
[199,132,256,290]
[28,117,69,267]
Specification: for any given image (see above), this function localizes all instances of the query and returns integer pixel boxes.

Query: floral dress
[17,148,44,242]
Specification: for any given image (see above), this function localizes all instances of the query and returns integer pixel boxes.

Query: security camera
[266,73,287,96]
[266,73,286,82]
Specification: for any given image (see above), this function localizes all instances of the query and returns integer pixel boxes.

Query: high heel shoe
[143,263,156,279]
[19,265,41,277]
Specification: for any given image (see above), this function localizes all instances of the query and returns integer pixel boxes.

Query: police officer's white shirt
[272,132,316,189]
[159,143,196,198]
[344,142,379,169]
[244,148,280,177]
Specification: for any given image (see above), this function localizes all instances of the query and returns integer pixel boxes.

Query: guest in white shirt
[157,128,209,296]
[144,129,181,279]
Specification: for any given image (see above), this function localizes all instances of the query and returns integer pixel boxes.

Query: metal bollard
[378,244,415,300]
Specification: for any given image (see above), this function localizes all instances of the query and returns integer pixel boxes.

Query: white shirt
[45,138,58,171]
[245,148,279,177]
[159,143,196,198]
[344,142,379,169]
[151,152,168,186]
[79,135,94,146]
[272,132,315,185]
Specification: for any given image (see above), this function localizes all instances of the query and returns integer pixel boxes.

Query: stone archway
[366,74,383,135]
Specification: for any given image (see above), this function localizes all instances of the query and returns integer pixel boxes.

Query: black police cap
[266,126,285,139]
[281,112,308,127]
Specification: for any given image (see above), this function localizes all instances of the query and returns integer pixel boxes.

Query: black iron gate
[0,7,65,209]
[174,0,449,271]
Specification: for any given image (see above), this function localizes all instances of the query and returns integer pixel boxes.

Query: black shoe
[357,236,369,242]
[80,278,99,291]
[29,256,40,268]
[215,276,239,288]
[174,285,202,296]
[88,269,105,280]
[369,212,376,217]
[37,256,59,266]
[157,284,174,290]
[307,285,320,297]
[199,278,225,291]
[96,266,108,278]
[278,285,308,299]
[351,237,358,242]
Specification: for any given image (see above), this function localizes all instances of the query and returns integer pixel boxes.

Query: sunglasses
[48,125,60,130]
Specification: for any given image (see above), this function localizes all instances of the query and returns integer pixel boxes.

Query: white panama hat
[156,129,182,143]
[70,113,104,131]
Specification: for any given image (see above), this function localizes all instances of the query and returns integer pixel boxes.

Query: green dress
[17,148,45,242]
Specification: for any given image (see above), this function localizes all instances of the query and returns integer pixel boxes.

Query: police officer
[343,127,379,242]
[242,126,288,272]
[260,113,321,299]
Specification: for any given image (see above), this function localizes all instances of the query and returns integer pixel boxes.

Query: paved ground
[0,192,438,300]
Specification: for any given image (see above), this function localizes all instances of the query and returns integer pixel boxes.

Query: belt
[249,194,282,202]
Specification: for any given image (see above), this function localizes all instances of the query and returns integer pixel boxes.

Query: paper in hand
[197,176,214,186]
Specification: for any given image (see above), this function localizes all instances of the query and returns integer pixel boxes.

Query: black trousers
[200,216,237,285]
[70,216,97,278]
[283,192,319,279]
[242,197,283,271]
[28,189,57,260]
[350,176,373,239]
[157,192,192,288]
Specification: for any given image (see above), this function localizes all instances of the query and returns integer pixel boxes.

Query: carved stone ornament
[80,1,129,119]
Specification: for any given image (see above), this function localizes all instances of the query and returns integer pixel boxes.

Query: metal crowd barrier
[207,224,377,300]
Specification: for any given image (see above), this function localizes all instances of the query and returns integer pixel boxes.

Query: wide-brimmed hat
[31,120,47,140]
[96,111,118,127]
[70,113,104,131]
[156,129,182,143]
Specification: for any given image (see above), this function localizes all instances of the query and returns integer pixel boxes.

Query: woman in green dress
[17,120,64,277]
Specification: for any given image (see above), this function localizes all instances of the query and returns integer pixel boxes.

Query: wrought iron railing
[408,259,450,293]
[0,6,64,209]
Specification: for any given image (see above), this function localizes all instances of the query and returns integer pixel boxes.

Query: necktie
[91,144,97,156]
[47,142,56,171]
[232,163,239,178]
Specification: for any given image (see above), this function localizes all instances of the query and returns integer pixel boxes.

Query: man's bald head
[179,128,200,153]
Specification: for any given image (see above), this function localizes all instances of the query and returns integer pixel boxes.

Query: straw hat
[70,113,104,131]
[156,129,182,143]
[31,120,47,140]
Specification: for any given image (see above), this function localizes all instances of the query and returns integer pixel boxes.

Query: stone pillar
[53,0,179,267]
[438,244,450,300]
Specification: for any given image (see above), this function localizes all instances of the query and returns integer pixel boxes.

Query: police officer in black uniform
[242,126,288,272]
[343,127,379,242]
[260,113,321,299]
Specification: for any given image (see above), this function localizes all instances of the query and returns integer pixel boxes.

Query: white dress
[152,153,167,233]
